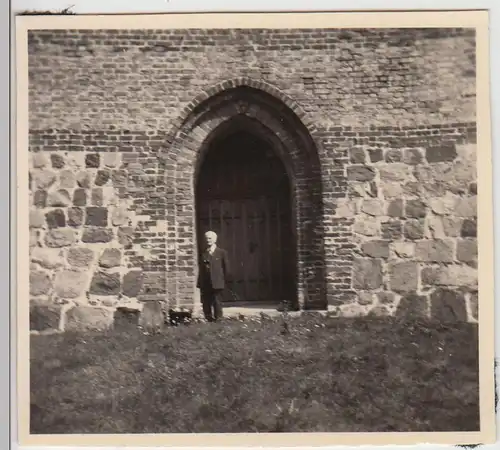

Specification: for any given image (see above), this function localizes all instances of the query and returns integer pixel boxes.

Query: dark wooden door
[196,131,296,304]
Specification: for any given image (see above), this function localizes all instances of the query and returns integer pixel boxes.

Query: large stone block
[47,189,71,207]
[76,171,93,188]
[102,152,120,168]
[422,264,477,289]
[85,153,100,168]
[402,148,424,165]
[353,217,379,236]
[111,206,130,225]
[429,194,458,215]
[44,229,75,247]
[426,215,446,239]
[89,271,121,295]
[123,271,144,297]
[442,217,463,237]
[396,294,428,319]
[65,306,114,332]
[32,152,49,169]
[30,271,52,296]
[361,199,385,216]
[461,218,477,237]
[32,170,56,189]
[376,291,396,305]
[368,149,383,163]
[390,242,415,258]
[368,305,391,317]
[30,304,61,331]
[33,190,47,208]
[387,199,403,217]
[54,270,88,298]
[67,247,95,268]
[73,188,87,206]
[118,227,135,247]
[457,239,478,263]
[347,165,376,182]
[426,144,458,163]
[380,181,404,199]
[68,207,84,227]
[415,239,454,263]
[95,170,111,186]
[389,261,418,293]
[414,161,475,197]
[59,170,76,189]
[454,196,477,218]
[112,170,128,187]
[361,240,390,258]
[384,150,402,163]
[86,207,108,227]
[50,153,65,169]
[403,219,425,240]
[405,199,427,218]
[45,209,66,228]
[31,247,64,269]
[92,188,104,206]
[430,288,467,322]
[99,248,121,268]
[335,199,358,217]
[381,220,402,239]
[378,163,411,183]
[357,291,374,306]
[349,148,366,164]
[352,258,383,290]
[81,227,113,243]
[29,210,45,228]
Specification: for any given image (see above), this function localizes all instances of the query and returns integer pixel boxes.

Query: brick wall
[27,28,477,332]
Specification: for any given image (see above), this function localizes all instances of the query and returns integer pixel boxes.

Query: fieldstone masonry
[28,28,478,332]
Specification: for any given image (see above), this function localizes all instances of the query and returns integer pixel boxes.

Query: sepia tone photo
[16,10,495,447]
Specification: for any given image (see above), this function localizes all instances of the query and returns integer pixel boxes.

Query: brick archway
[164,85,327,310]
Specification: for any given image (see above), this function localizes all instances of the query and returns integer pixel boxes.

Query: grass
[30,314,479,434]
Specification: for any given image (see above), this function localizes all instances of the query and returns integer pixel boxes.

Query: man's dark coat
[197,247,230,291]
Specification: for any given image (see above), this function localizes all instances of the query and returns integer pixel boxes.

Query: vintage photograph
[17,10,494,446]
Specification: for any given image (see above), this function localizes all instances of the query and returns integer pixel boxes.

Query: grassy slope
[30,315,479,434]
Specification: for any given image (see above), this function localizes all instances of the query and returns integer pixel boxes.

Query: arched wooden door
[196,130,296,305]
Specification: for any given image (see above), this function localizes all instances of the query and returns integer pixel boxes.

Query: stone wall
[27,28,477,332]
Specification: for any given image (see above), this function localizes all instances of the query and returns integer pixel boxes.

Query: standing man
[197,231,230,322]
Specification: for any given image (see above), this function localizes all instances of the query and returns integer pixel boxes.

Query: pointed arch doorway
[195,119,297,306]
